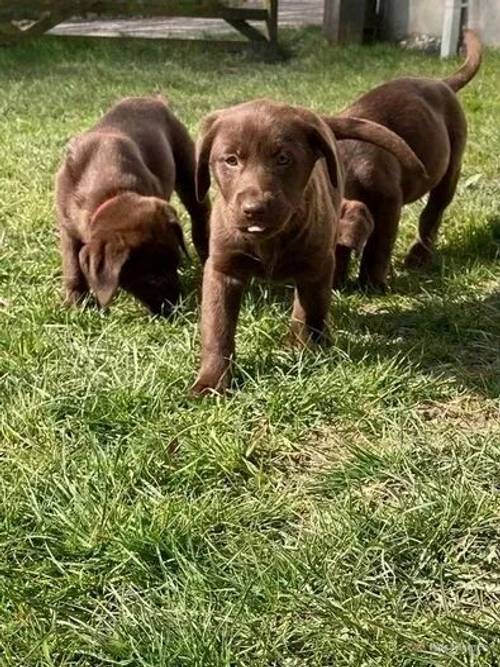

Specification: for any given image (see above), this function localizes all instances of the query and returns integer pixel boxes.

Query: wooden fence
[0,0,278,48]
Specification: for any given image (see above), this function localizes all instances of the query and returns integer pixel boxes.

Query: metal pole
[441,0,467,57]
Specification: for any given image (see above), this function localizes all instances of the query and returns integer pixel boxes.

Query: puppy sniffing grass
[55,95,210,315]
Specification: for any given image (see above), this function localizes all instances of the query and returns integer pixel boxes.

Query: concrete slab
[50,0,323,40]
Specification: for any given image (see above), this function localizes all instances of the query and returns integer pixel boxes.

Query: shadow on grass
[232,284,500,402]
[355,288,500,398]
[224,221,500,398]
[443,213,500,263]
[0,31,291,81]
[0,26,439,87]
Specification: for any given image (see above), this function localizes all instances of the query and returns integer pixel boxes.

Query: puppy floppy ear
[195,112,220,203]
[79,241,129,308]
[305,119,341,190]
[171,221,188,256]
[338,200,374,255]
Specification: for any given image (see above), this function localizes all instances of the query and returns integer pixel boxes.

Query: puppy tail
[444,29,482,92]
[325,116,428,181]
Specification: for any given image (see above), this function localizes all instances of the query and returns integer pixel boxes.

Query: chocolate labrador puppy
[56,96,210,314]
[327,30,482,290]
[190,99,427,394]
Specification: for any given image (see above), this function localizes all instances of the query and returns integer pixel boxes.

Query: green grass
[1,28,500,666]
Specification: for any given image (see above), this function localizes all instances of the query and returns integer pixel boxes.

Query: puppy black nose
[242,199,268,219]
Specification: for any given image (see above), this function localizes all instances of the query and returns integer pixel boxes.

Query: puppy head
[79,192,185,312]
[196,99,340,240]
[337,200,374,255]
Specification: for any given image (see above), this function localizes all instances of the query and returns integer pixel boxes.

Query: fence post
[323,0,339,43]
[323,0,367,44]
[266,0,278,47]
[441,0,464,57]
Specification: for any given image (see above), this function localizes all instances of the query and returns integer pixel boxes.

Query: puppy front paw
[63,286,89,307]
[190,372,230,397]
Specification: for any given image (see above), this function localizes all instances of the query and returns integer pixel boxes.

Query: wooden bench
[0,1,279,50]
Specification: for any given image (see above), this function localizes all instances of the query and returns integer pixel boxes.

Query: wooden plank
[265,0,278,45]
[0,1,268,21]
[0,0,278,49]
[224,18,267,42]
[42,33,277,52]
[0,1,94,20]
[44,31,265,50]
[91,2,269,20]
[323,0,366,44]
[10,9,73,36]
[323,0,340,43]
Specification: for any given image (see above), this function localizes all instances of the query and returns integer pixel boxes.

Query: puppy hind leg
[405,163,461,268]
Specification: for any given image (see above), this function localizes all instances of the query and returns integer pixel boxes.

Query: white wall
[409,0,444,36]
[468,0,500,46]
[380,0,500,46]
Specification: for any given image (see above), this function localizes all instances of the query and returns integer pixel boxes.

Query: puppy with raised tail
[326,30,482,290]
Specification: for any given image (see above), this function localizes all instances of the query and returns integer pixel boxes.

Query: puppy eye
[225,155,239,167]
[277,152,291,166]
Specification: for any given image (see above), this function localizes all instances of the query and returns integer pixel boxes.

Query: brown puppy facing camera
[55,96,210,315]
[191,99,427,395]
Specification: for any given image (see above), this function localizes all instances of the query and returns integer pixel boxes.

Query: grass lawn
[1,28,499,666]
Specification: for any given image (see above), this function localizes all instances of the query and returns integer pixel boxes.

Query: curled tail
[444,29,482,92]
[323,115,428,181]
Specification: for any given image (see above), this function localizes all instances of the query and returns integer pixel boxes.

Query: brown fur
[326,30,482,291]
[337,199,375,253]
[55,96,210,315]
[190,99,427,395]
[333,199,375,288]
[191,99,342,394]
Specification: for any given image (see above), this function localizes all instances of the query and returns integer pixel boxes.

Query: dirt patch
[418,396,500,432]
